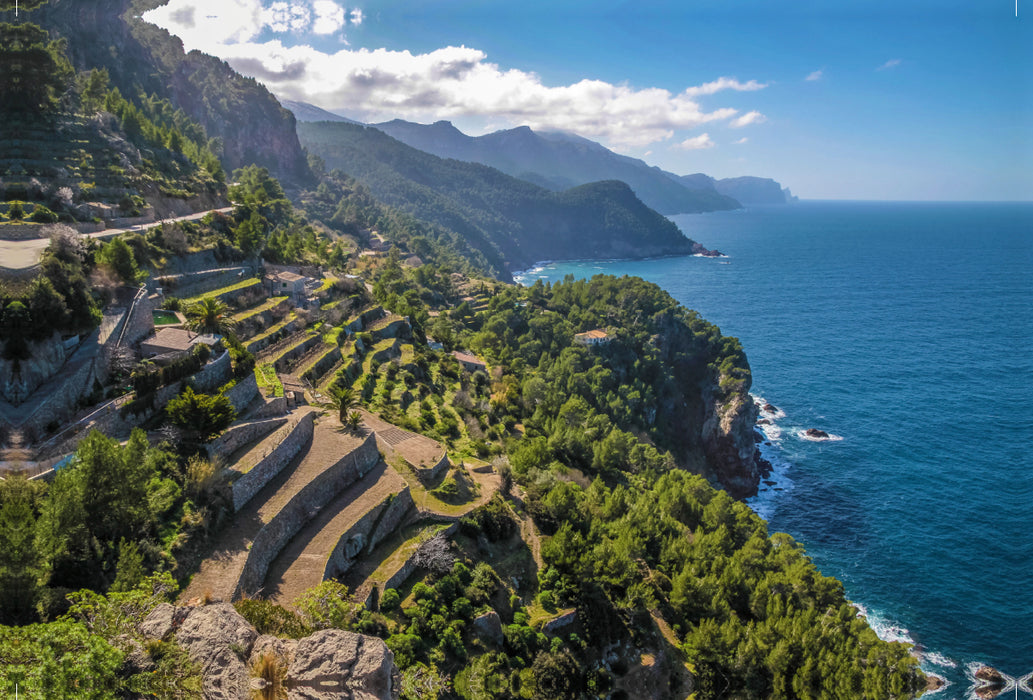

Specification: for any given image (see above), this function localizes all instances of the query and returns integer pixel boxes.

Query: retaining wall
[413,453,451,485]
[207,417,287,462]
[235,433,380,598]
[324,487,415,581]
[272,334,323,373]
[223,374,259,414]
[230,411,315,512]
[190,350,232,393]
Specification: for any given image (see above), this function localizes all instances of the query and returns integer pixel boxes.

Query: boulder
[175,603,257,700]
[543,610,578,635]
[757,418,771,425]
[762,403,778,413]
[472,610,503,646]
[138,602,179,640]
[288,629,400,700]
[975,666,1006,686]
[804,428,830,439]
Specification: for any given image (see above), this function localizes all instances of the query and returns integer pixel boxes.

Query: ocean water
[515,201,1033,696]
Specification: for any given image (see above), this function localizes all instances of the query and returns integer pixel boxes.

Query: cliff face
[20,0,310,185]
[701,379,763,498]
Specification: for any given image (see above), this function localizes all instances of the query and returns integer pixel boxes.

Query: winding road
[0,207,234,271]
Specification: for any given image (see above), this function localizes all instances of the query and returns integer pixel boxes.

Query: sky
[143,0,1033,201]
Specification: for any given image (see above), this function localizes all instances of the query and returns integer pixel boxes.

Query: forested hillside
[298,122,713,278]
[2,0,310,185]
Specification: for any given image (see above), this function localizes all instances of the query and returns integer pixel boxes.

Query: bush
[234,599,310,638]
[7,200,25,220]
[28,204,58,223]
[379,588,400,612]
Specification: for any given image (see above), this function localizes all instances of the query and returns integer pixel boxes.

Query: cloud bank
[145,0,768,149]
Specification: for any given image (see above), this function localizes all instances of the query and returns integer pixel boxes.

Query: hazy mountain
[676,173,790,205]
[370,119,742,216]
[298,122,716,277]
[280,99,360,124]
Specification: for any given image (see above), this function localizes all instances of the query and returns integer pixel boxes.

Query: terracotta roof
[576,329,609,339]
[452,351,485,366]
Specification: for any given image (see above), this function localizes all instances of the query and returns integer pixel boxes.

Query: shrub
[29,203,58,223]
[7,200,25,220]
[379,588,400,612]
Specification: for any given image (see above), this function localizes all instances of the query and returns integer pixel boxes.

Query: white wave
[797,429,844,442]
[746,439,794,520]
[752,394,787,419]
[854,604,915,645]
[921,651,959,670]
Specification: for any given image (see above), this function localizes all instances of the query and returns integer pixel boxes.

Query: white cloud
[734,137,748,144]
[143,2,768,150]
[312,0,346,34]
[805,69,823,81]
[877,59,902,71]
[730,110,766,128]
[675,133,715,150]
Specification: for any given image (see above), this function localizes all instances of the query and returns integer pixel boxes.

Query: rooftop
[142,327,220,353]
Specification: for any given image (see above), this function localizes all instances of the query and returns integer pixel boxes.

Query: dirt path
[262,460,406,607]
[180,413,364,603]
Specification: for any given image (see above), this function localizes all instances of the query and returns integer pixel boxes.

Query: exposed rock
[138,602,182,640]
[804,428,830,439]
[975,666,1006,685]
[114,635,155,675]
[701,387,762,499]
[289,629,400,699]
[249,634,298,667]
[757,418,771,425]
[762,403,778,413]
[138,604,400,699]
[924,674,945,691]
[472,610,503,646]
[543,610,578,635]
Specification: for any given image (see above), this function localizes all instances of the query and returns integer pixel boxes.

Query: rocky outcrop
[804,428,830,439]
[289,630,400,700]
[138,603,399,700]
[701,384,763,499]
[0,333,69,404]
[472,611,503,646]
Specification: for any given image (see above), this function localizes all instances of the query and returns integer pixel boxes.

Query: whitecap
[746,439,793,520]
[752,394,787,419]
[854,604,915,645]
[922,651,959,670]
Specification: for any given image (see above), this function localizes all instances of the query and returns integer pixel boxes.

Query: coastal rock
[975,666,1006,685]
[701,387,762,498]
[762,403,778,413]
[757,418,771,425]
[924,674,945,692]
[804,428,830,439]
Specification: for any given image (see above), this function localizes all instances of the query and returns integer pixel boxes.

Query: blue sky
[146,0,1031,200]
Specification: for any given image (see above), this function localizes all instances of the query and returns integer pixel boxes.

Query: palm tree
[328,386,358,425]
[184,297,235,336]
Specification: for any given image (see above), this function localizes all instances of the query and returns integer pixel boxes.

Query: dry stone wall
[222,373,258,413]
[235,433,380,598]
[323,487,414,581]
[230,411,315,512]
[207,417,286,462]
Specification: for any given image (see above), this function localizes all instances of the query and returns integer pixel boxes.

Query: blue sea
[515,201,1033,697]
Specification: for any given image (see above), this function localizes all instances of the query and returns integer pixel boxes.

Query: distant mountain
[280,99,360,124]
[677,173,790,205]
[298,122,716,278]
[370,119,741,216]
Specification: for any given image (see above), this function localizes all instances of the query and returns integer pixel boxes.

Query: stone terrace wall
[223,374,259,414]
[207,417,286,462]
[191,351,232,393]
[413,453,450,485]
[230,411,315,512]
[159,267,255,300]
[235,433,380,598]
[324,488,414,581]
[384,521,460,591]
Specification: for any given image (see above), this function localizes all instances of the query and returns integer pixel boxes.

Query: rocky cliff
[700,379,763,499]
[139,602,400,700]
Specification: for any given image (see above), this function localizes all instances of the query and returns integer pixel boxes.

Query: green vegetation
[166,386,236,442]
[298,122,702,276]
[255,363,284,397]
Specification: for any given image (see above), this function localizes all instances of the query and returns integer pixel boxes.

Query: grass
[182,277,263,305]
[255,363,284,397]
[231,295,287,322]
[248,312,296,347]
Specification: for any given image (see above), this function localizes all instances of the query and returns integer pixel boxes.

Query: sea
[515,201,1033,697]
